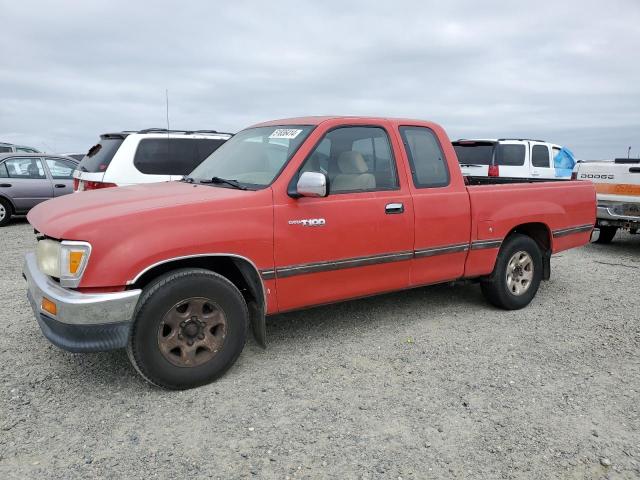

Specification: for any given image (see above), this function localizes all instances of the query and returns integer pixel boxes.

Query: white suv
[73,129,232,190]
[453,138,570,180]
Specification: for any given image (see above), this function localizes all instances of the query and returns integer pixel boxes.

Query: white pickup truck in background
[453,139,571,180]
[574,158,640,243]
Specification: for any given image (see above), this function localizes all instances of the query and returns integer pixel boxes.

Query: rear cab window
[133,138,226,175]
[77,136,124,173]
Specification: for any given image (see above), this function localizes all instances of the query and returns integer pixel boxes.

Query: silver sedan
[0,153,78,226]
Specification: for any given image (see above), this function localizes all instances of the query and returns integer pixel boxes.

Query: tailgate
[577,160,640,203]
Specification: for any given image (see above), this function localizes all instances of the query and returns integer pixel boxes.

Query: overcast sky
[1,0,639,159]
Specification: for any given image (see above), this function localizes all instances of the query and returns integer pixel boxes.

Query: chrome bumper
[23,252,141,352]
[597,205,640,226]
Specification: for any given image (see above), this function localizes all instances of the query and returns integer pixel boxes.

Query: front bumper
[23,252,141,352]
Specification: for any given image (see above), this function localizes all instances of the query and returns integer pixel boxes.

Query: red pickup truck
[24,116,596,389]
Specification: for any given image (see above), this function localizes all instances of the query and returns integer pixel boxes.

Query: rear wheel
[480,234,543,310]
[594,226,617,244]
[0,198,12,227]
[127,268,248,389]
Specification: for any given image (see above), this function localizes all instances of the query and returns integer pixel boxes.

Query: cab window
[299,126,398,193]
[399,126,449,188]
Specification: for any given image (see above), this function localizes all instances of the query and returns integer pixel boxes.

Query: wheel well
[507,222,551,252]
[506,222,552,280]
[0,194,15,212]
[130,256,265,319]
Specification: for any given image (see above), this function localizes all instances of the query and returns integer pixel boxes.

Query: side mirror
[296,171,328,198]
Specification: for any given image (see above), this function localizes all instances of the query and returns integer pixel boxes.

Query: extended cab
[574,158,640,243]
[23,117,596,389]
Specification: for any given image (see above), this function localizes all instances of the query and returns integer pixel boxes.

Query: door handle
[385,202,404,214]
[55,184,66,188]
[0,183,11,188]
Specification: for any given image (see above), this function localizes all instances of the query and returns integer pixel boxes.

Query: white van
[74,129,232,190]
[573,158,640,243]
[453,139,569,180]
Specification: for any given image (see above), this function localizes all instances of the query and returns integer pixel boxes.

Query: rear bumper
[597,205,640,227]
[23,252,141,352]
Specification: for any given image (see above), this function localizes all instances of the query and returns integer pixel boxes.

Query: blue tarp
[554,147,576,178]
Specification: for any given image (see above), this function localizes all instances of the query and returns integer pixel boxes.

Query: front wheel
[127,268,248,389]
[480,234,543,310]
[0,198,12,227]
[594,226,617,244]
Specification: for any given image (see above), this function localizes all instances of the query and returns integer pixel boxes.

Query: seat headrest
[28,163,40,175]
[337,151,368,174]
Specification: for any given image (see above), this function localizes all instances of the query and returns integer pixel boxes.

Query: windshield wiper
[199,176,248,190]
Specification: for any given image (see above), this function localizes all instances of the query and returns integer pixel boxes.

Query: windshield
[189,125,314,188]
[453,142,496,165]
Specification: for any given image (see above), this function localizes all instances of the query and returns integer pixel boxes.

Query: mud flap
[542,249,551,281]
[248,300,266,348]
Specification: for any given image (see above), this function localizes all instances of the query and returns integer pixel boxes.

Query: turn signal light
[69,251,84,274]
[41,297,58,316]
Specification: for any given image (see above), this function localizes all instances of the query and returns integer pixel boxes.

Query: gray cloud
[1,0,639,159]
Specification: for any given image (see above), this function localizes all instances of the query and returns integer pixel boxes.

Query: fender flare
[128,253,268,347]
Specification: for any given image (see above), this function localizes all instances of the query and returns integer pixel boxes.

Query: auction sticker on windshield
[269,129,302,139]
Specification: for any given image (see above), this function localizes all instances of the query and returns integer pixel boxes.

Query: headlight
[36,239,91,287]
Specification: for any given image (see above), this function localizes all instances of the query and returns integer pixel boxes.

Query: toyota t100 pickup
[24,117,596,389]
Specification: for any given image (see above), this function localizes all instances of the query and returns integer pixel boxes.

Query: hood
[28,181,256,240]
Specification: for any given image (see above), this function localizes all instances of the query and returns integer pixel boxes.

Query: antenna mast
[165,89,170,132]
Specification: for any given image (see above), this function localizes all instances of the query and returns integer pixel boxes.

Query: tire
[480,234,543,310]
[0,198,12,227]
[594,226,617,244]
[127,268,248,390]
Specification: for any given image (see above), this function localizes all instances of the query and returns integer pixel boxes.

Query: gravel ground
[0,218,639,479]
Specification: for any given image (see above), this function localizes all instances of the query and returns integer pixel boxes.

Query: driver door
[273,125,414,312]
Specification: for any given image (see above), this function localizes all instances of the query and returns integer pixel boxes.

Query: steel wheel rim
[506,250,533,296]
[157,297,227,367]
[0,204,5,221]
